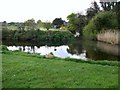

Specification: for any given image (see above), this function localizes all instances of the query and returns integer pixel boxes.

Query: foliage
[86,1,100,22]
[117,1,120,29]
[2,29,74,42]
[100,2,118,11]
[67,13,86,35]
[2,50,118,88]
[37,20,42,25]
[24,18,36,30]
[92,1,100,13]
[2,29,16,40]
[43,22,51,30]
[0,45,8,51]
[60,26,67,30]
[2,21,8,30]
[36,20,42,29]
[83,11,118,40]
[52,18,64,28]
[17,23,25,31]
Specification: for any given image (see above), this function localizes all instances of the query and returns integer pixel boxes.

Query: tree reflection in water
[67,39,119,61]
[4,39,120,61]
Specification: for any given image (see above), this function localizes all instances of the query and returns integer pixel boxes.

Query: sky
[0,0,100,22]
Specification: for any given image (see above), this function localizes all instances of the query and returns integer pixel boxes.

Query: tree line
[2,1,120,38]
[2,18,67,31]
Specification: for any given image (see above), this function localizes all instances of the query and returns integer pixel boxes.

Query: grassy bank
[2,50,119,88]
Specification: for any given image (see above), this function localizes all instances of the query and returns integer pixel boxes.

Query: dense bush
[83,11,118,40]
[2,30,74,43]
[0,45,9,51]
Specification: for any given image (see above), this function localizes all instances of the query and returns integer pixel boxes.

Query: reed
[97,30,120,45]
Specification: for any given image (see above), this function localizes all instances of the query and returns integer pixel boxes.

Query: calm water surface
[3,39,120,61]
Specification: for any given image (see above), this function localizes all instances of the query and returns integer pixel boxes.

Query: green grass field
[6,25,64,31]
[2,51,119,88]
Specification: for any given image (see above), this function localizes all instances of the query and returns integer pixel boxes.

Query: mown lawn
[2,51,119,88]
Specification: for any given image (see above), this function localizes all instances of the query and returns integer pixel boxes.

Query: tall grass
[97,30,120,44]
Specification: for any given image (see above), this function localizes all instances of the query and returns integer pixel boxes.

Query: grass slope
[2,51,119,88]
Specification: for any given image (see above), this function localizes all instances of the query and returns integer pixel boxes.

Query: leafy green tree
[83,11,118,39]
[92,1,100,13]
[67,13,86,35]
[2,21,8,30]
[17,23,25,31]
[52,18,64,28]
[43,22,51,30]
[36,20,42,29]
[8,22,15,25]
[100,2,117,11]
[24,18,36,30]
[67,13,77,34]
[86,1,100,22]
[116,1,120,29]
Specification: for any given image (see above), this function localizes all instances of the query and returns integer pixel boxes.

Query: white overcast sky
[0,0,100,22]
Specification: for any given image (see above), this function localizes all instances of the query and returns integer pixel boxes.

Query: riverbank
[2,30,74,43]
[2,50,119,88]
[83,11,119,45]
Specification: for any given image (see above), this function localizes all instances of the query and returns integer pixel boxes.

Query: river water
[3,38,120,61]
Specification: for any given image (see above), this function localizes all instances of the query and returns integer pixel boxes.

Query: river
[3,38,120,61]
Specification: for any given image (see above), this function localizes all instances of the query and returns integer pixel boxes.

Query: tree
[2,21,8,30]
[83,11,118,39]
[67,13,77,34]
[36,20,42,29]
[8,22,15,25]
[86,1,100,22]
[100,2,117,11]
[67,13,86,36]
[52,18,64,28]
[43,22,51,30]
[117,1,120,29]
[17,23,25,31]
[113,1,120,29]
[24,18,36,30]
[92,1,100,13]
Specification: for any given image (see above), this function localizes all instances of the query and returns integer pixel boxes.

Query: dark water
[3,39,120,61]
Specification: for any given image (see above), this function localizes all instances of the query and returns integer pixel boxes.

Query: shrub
[0,45,9,51]
[2,30,74,43]
[83,11,118,39]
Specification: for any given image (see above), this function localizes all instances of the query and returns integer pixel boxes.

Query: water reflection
[3,38,120,61]
[97,42,120,56]
[7,45,87,60]
[82,40,119,60]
